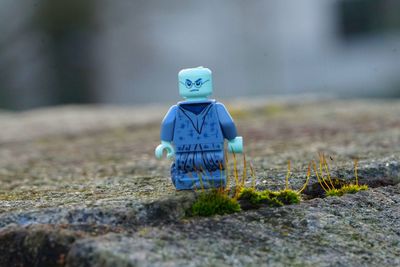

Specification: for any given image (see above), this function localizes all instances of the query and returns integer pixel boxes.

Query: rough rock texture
[65,185,400,267]
[0,99,399,266]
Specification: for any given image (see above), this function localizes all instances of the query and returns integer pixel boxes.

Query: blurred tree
[33,0,96,105]
[338,0,400,40]
[0,75,11,110]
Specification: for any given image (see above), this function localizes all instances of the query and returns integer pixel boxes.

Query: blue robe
[160,99,237,189]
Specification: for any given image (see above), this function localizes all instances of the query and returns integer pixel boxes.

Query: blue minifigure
[155,67,243,190]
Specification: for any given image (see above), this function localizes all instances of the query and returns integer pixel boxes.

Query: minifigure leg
[171,150,226,190]
[171,170,226,190]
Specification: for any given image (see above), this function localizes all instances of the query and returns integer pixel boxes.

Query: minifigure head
[178,67,213,100]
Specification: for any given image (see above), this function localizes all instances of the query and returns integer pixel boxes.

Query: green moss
[238,188,301,208]
[274,189,301,205]
[238,188,261,205]
[326,184,368,197]
[189,190,241,217]
[258,191,283,207]
[325,188,343,197]
[341,184,368,194]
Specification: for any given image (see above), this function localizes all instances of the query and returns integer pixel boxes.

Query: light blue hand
[228,136,243,154]
[155,141,175,160]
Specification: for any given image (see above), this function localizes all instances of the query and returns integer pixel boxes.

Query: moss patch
[326,184,368,197]
[272,189,301,205]
[188,190,241,217]
[188,188,303,217]
[238,188,301,210]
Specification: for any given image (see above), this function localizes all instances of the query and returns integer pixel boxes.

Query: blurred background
[1,0,400,110]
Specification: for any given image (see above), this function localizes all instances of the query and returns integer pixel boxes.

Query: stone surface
[0,98,399,266]
[65,184,400,267]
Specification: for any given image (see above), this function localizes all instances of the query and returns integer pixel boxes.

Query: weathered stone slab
[65,184,400,267]
[0,99,399,266]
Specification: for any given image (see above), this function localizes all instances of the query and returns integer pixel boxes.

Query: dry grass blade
[242,154,247,188]
[232,152,239,189]
[225,149,230,192]
[354,159,359,186]
[312,160,330,192]
[285,160,291,190]
[194,167,204,192]
[249,162,256,189]
[201,166,214,189]
[188,171,197,191]
[318,154,332,190]
[219,162,224,189]
[298,162,311,193]
[322,154,335,189]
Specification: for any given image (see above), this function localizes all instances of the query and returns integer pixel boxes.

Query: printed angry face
[178,67,213,99]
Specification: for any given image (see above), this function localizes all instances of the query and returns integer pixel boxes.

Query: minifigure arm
[155,105,177,160]
[216,103,243,153]
[216,103,237,140]
[160,105,178,142]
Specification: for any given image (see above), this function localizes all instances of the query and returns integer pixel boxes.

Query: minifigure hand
[228,136,243,154]
[155,141,175,160]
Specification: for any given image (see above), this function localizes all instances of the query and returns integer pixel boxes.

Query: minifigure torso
[174,100,223,152]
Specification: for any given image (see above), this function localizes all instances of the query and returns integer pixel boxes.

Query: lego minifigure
[155,67,243,190]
